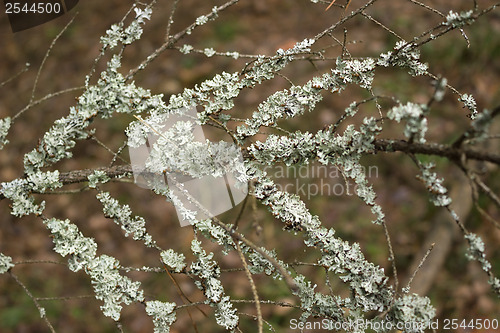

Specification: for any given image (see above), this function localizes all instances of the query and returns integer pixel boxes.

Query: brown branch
[452,105,500,148]
[57,164,132,185]
[0,165,131,200]
[373,139,500,165]
[1,138,499,201]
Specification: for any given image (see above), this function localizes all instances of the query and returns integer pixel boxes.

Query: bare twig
[0,63,29,88]
[30,14,77,104]
[162,264,205,333]
[9,272,57,333]
[165,0,180,40]
[13,86,85,121]
[234,242,263,333]
[405,243,435,292]
[126,0,240,80]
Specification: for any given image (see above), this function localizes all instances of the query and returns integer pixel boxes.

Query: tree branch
[1,139,499,201]
[373,139,500,165]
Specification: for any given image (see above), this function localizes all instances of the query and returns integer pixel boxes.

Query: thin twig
[172,45,262,59]
[361,12,404,41]
[382,221,399,300]
[110,141,129,167]
[36,295,94,301]
[0,63,29,88]
[234,242,263,333]
[472,175,500,210]
[30,14,77,104]
[405,243,435,291]
[474,202,500,229]
[315,0,380,41]
[9,272,57,333]
[13,260,67,266]
[165,0,180,40]
[126,0,240,80]
[162,264,205,333]
[238,312,275,332]
[13,86,85,121]
[90,135,129,165]
[232,194,249,230]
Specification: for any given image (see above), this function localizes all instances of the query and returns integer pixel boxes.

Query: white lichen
[388,102,428,143]
[388,294,436,333]
[0,117,11,149]
[0,253,14,274]
[146,301,177,333]
[459,93,478,119]
[416,163,452,207]
[160,249,186,273]
[445,10,474,28]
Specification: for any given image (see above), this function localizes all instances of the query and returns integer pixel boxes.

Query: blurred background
[1,0,500,332]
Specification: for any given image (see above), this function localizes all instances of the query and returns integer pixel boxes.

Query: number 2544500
[5,2,62,14]
[442,318,498,330]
